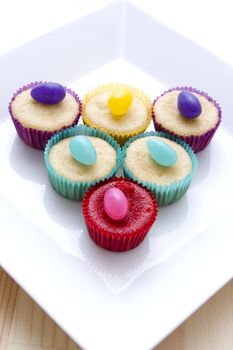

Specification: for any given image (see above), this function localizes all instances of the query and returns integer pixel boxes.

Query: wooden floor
[0,268,232,350]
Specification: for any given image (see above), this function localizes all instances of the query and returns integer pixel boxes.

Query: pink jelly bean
[104,187,129,221]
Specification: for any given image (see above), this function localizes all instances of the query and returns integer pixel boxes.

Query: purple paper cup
[9,81,82,150]
[152,87,222,153]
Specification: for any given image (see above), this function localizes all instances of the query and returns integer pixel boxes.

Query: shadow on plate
[78,222,150,290]
[43,182,84,230]
[191,146,211,187]
[9,136,46,184]
[151,195,188,238]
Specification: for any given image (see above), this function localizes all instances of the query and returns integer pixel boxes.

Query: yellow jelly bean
[108,88,132,116]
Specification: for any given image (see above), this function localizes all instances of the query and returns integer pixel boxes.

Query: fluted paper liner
[82,83,152,146]
[44,125,122,201]
[152,86,222,153]
[9,81,82,150]
[121,131,198,206]
[82,177,158,252]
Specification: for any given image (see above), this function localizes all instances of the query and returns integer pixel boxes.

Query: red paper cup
[82,177,158,252]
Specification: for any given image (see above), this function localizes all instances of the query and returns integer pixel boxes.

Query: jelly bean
[69,135,97,166]
[147,138,177,167]
[104,187,129,220]
[177,91,202,119]
[31,83,66,105]
[108,88,132,115]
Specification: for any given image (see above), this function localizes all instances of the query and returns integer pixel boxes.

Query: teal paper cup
[121,131,197,206]
[44,125,122,201]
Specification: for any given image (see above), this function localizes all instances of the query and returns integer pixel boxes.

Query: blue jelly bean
[177,91,202,119]
[69,135,97,166]
[147,138,177,167]
[30,83,66,105]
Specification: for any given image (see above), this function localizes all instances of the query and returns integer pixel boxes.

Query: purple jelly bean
[30,83,66,105]
[177,91,202,119]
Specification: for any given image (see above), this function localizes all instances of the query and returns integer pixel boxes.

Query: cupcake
[122,131,197,206]
[9,82,81,150]
[152,87,221,152]
[82,177,158,252]
[82,83,151,145]
[44,125,121,201]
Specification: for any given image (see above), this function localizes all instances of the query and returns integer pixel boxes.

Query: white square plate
[0,2,233,350]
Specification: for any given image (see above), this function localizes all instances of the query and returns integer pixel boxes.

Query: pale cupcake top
[125,136,192,185]
[153,90,219,136]
[11,83,80,131]
[49,136,116,182]
[83,84,151,136]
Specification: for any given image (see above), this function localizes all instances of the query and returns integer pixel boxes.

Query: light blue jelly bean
[69,135,97,166]
[147,138,177,167]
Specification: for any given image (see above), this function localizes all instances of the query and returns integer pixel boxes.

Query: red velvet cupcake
[82,177,158,252]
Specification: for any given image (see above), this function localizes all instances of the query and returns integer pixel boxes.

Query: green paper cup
[121,131,197,206]
[44,125,122,201]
